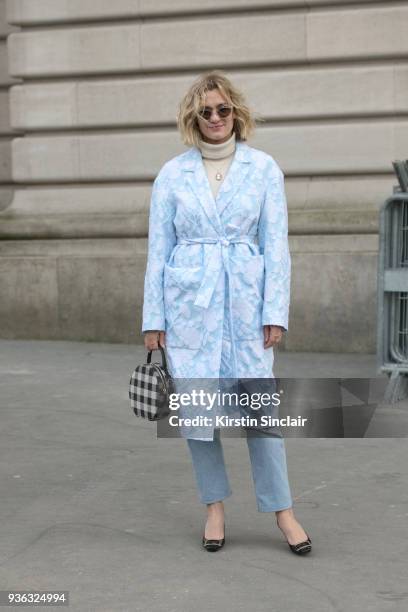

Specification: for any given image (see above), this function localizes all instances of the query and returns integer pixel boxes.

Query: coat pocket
[163,263,205,349]
[229,254,264,340]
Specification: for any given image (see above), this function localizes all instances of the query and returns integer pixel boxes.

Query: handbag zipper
[151,363,171,396]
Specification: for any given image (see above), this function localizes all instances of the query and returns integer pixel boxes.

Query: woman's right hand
[144,330,166,351]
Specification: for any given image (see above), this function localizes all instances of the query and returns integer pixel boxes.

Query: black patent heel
[202,522,225,552]
[287,532,312,555]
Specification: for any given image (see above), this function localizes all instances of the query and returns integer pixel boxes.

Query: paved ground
[0,339,407,612]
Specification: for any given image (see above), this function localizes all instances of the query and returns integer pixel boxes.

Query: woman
[142,71,312,555]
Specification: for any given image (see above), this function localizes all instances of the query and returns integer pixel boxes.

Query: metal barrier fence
[377,160,408,402]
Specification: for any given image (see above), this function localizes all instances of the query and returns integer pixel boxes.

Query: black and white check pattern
[129,363,171,421]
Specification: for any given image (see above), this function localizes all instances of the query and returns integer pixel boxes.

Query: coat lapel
[182,141,253,233]
[215,141,252,218]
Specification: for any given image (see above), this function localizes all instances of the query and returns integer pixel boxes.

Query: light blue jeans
[186,428,293,512]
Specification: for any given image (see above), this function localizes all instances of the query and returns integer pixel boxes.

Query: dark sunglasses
[197,104,233,121]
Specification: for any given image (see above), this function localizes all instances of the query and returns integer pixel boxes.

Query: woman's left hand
[263,325,284,349]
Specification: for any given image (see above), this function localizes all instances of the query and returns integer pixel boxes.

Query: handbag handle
[147,345,168,371]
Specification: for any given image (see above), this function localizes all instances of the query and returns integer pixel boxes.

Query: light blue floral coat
[141,140,291,440]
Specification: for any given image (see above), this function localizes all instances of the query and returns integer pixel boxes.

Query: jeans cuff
[257,500,293,512]
[200,489,233,504]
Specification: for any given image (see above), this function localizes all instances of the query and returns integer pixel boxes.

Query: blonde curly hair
[176,70,260,147]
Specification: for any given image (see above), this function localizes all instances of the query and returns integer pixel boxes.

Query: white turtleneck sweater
[197,131,236,200]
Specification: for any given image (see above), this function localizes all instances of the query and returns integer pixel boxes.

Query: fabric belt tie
[177,235,257,309]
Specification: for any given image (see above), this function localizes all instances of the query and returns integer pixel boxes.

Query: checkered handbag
[129,346,175,421]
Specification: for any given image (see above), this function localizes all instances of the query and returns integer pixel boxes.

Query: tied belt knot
[177,235,257,309]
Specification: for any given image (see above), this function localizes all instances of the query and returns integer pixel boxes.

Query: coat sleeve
[258,163,291,332]
[141,170,177,333]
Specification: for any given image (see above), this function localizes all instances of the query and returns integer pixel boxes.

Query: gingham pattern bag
[129,347,174,421]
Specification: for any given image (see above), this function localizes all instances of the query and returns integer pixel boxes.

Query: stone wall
[1,0,406,351]
[0,0,18,212]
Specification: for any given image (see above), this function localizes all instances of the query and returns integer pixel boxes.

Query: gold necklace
[205,158,230,181]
